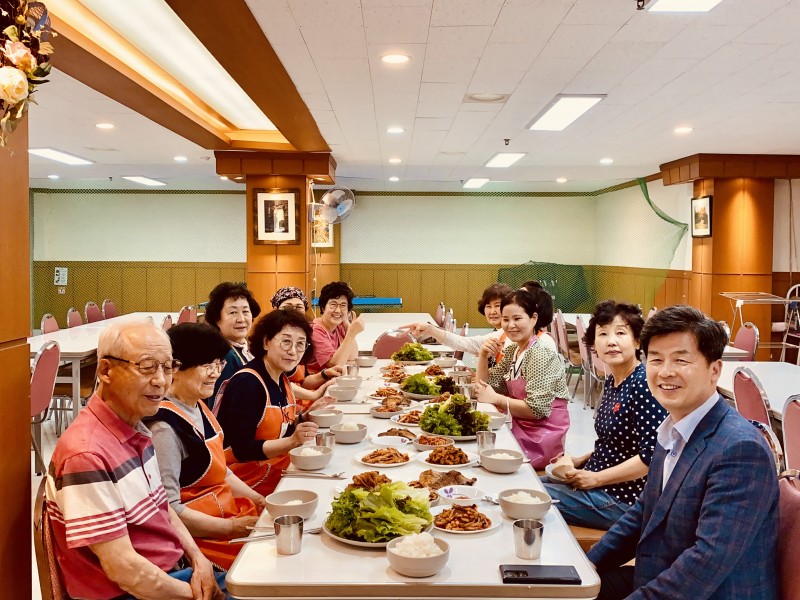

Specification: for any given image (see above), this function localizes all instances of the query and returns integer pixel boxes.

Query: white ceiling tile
[655,24,746,59]
[430,0,504,27]
[562,0,635,27]
[361,0,432,8]
[537,24,620,61]
[489,0,572,44]
[419,82,467,104]
[363,6,431,44]
[416,102,459,118]
[467,70,525,95]
[422,57,480,83]
[476,43,542,73]
[303,94,332,111]
[610,14,689,44]
[315,58,372,85]
[691,43,780,73]
[427,26,492,59]
[414,117,453,131]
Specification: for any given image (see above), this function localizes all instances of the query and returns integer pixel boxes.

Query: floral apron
[504,338,570,469]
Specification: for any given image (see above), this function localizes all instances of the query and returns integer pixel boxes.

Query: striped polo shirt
[46,394,184,600]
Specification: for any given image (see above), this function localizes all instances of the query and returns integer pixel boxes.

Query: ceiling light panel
[463,178,489,189]
[529,95,606,131]
[381,54,409,64]
[485,153,526,168]
[123,176,167,186]
[648,0,723,12]
[29,148,93,165]
[78,0,275,130]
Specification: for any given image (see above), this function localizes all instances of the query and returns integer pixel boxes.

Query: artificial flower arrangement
[0,0,53,146]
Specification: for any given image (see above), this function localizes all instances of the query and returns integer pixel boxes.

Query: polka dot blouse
[584,362,667,505]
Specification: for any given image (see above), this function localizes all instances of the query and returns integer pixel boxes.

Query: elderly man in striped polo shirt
[45,319,228,600]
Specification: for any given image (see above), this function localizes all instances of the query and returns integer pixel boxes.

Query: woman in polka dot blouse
[543,301,667,530]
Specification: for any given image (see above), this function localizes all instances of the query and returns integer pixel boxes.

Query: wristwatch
[321,369,331,380]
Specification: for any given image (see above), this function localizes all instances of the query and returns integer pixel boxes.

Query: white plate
[545,463,569,483]
[418,426,478,441]
[417,449,479,469]
[370,408,405,419]
[392,360,432,366]
[354,449,415,468]
[369,434,413,447]
[322,523,432,548]
[431,506,501,535]
[389,413,422,427]
[401,390,439,400]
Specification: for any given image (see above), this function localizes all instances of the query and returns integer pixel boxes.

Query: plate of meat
[417,447,479,469]
[355,448,414,468]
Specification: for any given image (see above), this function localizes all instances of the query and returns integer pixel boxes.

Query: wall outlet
[58,287,66,295]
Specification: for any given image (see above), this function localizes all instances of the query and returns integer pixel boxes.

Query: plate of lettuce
[419,393,490,440]
[324,481,433,547]
[391,342,434,364]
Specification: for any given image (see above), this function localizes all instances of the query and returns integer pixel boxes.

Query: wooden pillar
[214,151,339,309]
[0,118,32,597]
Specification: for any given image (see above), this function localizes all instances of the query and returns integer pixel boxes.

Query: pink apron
[504,338,570,470]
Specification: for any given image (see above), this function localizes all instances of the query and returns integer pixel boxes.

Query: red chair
[101,298,119,319]
[434,302,445,327]
[733,321,759,361]
[556,310,583,392]
[40,313,59,334]
[783,395,800,471]
[84,301,103,323]
[732,366,771,424]
[372,330,416,359]
[31,341,60,475]
[576,316,606,408]
[778,471,800,600]
[747,420,784,475]
[34,478,69,600]
[177,305,196,324]
[162,314,174,331]
[453,323,469,361]
[443,308,454,332]
[66,307,82,328]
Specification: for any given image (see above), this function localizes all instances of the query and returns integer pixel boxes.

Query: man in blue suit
[587,305,779,599]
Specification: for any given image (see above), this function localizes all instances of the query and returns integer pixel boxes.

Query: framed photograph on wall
[691,195,712,238]
[253,188,300,245]
[310,202,334,248]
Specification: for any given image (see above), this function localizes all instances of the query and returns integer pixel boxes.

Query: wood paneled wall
[0,118,32,597]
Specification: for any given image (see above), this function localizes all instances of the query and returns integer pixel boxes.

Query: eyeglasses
[281,303,306,313]
[199,359,227,375]
[326,302,349,312]
[277,339,309,353]
[105,356,181,375]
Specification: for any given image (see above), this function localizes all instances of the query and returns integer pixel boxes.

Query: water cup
[476,430,496,456]
[275,515,304,555]
[345,363,360,376]
[315,431,336,448]
[513,519,544,560]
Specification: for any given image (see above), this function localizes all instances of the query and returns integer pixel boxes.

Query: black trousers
[597,566,635,600]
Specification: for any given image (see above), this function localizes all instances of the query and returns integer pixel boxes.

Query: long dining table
[356,312,452,356]
[226,360,600,599]
[27,312,175,419]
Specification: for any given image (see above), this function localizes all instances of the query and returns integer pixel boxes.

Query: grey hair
[97,318,170,360]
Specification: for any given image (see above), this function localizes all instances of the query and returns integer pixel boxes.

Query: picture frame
[691,195,712,238]
[310,202,334,248]
[253,188,301,245]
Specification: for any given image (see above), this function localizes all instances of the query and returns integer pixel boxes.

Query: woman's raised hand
[480,337,501,357]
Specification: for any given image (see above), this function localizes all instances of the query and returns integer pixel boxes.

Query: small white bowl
[482,411,506,430]
[370,406,404,419]
[480,449,524,474]
[264,490,318,520]
[334,376,363,389]
[330,423,368,444]
[288,445,333,471]
[355,356,377,368]
[438,485,484,506]
[371,435,412,447]
[387,535,450,578]
[498,489,551,520]
[413,437,454,452]
[327,386,358,402]
[306,409,343,428]
[433,357,457,368]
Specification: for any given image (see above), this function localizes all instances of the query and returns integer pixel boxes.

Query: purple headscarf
[271,286,309,310]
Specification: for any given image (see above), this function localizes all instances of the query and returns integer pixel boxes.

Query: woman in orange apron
[146,323,264,570]
[476,288,571,469]
[215,309,335,496]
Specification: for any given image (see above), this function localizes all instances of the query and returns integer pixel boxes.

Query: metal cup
[513,519,544,560]
[274,515,303,555]
[345,363,360,376]
[476,430,496,456]
[315,431,336,448]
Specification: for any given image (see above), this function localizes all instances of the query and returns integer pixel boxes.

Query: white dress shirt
[655,392,719,491]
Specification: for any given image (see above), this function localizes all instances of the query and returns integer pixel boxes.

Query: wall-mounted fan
[314,188,355,224]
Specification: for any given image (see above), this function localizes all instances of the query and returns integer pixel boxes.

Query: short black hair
[477,283,513,316]
[640,304,727,364]
[584,300,645,359]
[500,288,538,317]
[167,323,231,371]
[318,281,354,312]
[249,309,314,364]
[205,282,261,329]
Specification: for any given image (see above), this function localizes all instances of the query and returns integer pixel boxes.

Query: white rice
[393,532,443,558]
[283,499,304,505]
[504,491,545,504]
[340,422,359,431]
[300,447,323,457]
[490,452,518,460]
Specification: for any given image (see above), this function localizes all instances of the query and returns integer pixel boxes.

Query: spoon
[230,527,323,544]
[281,471,346,479]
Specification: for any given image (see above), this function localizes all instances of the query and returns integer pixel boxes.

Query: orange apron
[158,400,259,570]
[222,368,298,497]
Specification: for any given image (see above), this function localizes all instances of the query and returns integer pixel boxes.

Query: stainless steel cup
[274,515,303,555]
[345,363,360,376]
[476,430,496,455]
[315,431,335,448]
[513,519,544,560]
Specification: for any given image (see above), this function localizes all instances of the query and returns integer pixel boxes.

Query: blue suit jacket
[587,398,779,600]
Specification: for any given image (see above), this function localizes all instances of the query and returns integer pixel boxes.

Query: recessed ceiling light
[47,174,60,180]
[220,176,229,181]
[389,176,400,182]
[556,177,568,183]
[600,157,614,165]
[381,54,409,64]
[29,148,93,165]
[485,153,526,168]
[464,93,508,103]
[529,95,606,131]
[173,155,188,162]
[648,0,723,12]
[95,123,114,130]
[674,126,694,135]
[463,178,490,189]
[386,126,405,134]
[388,158,402,164]
[122,176,166,186]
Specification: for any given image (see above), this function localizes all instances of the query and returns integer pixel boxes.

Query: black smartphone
[499,565,582,585]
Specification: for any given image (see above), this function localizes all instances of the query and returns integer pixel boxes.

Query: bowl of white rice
[289,445,333,471]
[479,449,524,474]
[386,533,449,577]
[498,488,551,520]
[264,489,319,520]
[330,422,367,444]
[306,409,343,428]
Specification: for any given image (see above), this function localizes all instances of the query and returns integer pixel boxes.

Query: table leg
[72,358,81,420]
